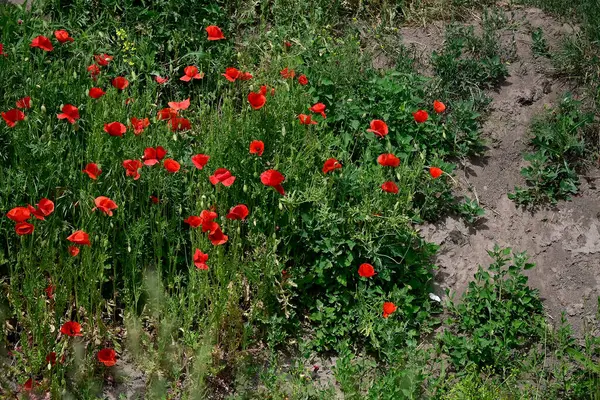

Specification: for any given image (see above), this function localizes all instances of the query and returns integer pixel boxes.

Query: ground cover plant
[1,0,599,399]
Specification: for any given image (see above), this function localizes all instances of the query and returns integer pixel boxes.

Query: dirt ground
[408,7,600,337]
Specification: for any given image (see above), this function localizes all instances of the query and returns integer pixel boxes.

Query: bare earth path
[412,7,600,335]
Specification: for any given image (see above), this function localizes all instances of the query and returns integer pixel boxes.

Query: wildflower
[247,92,266,110]
[168,117,191,132]
[67,230,91,246]
[280,68,295,79]
[22,378,34,392]
[358,263,375,278]
[57,104,80,124]
[60,321,82,337]
[381,181,399,194]
[30,35,53,51]
[15,222,34,235]
[7,207,30,222]
[16,96,31,109]
[208,227,228,246]
[150,196,159,204]
[82,163,101,180]
[309,103,326,118]
[298,74,308,85]
[322,158,341,174]
[239,72,253,80]
[104,122,126,137]
[433,100,446,114]
[200,210,218,233]
[164,158,180,173]
[2,109,25,127]
[69,246,80,257]
[0,43,5,56]
[87,64,100,79]
[45,284,55,299]
[89,87,106,99]
[180,66,204,82]
[191,154,210,170]
[143,147,167,166]
[284,41,292,48]
[111,77,129,90]
[413,110,428,123]
[377,153,400,167]
[157,107,178,120]
[122,159,143,180]
[383,302,397,318]
[209,168,236,187]
[155,75,168,84]
[54,30,74,43]
[184,216,203,228]
[367,119,388,138]
[249,140,264,156]
[223,67,241,82]
[299,114,317,125]
[429,167,443,179]
[168,98,190,111]
[97,348,117,367]
[46,352,57,366]
[130,117,149,135]
[93,196,118,216]
[260,169,285,196]
[30,198,54,219]
[94,54,113,66]
[226,204,249,220]
[206,25,225,40]
[193,249,209,270]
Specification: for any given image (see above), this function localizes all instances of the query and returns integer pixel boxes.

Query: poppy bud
[236,226,241,235]
[243,184,248,193]
[18,19,23,25]
[73,71,78,79]
[278,202,283,210]
[40,104,46,113]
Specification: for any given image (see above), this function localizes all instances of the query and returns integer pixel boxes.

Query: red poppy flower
[104,121,126,137]
[16,96,31,109]
[247,92,266,110]
[299,114,317,125]
[29,198,54,219]
[60,321,82,337]
[45,284,55,299]
[280,67,295,79]
[123,159,143,180]
[284,41,292,48]
[15,222,34,235]
[249,140,264,156]
[309,103,326,118]
[82,163,101,180]
[30,35,53,51]
[164,158,180,173]
[150,195,159,204]
[157,108,178,120]
[46,352,57,366]
[97,348,117,367]
[57,104,80,124]
[429,167,443,179]
[0,43,5,57]
[69,246,80,257]
[94,54,113,66]
[168,98,190,111]
[206,25,225,40]
[358,263,375,278]
[193,249,209,270]
[180,66,204,82]
[67,230,91,246]
[433,100,446,114]
[208,226,228,246]
[223,67,241,82]
[28,204,45,220]
[131,117,149,135]
[168,117,191,132]
[381,181,399,194]
[322,158,341,174]
[209,168,236,187]
[260,169,285,195]
[2,109,25,127]
[413,110,429,123]
[22,378,34,391]
[142,146,167,166]
[89,87,106,99]
[191,154,210,170]
[199,210,218,233]
[226,204,249,220]
[155,75,168,84]
[377,153,400,167]
[298,74,308,85]
[367,119,388,138]
[87,64,101,79]
[112,77,129,90]
[184,216,203,228]
[239,72,253,81]
[7,207,31,222]
[383,302,397,318]
[54,30,74,43]
[93,196,118,216]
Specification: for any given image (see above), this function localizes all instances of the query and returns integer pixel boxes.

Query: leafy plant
[532,27,550,57]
